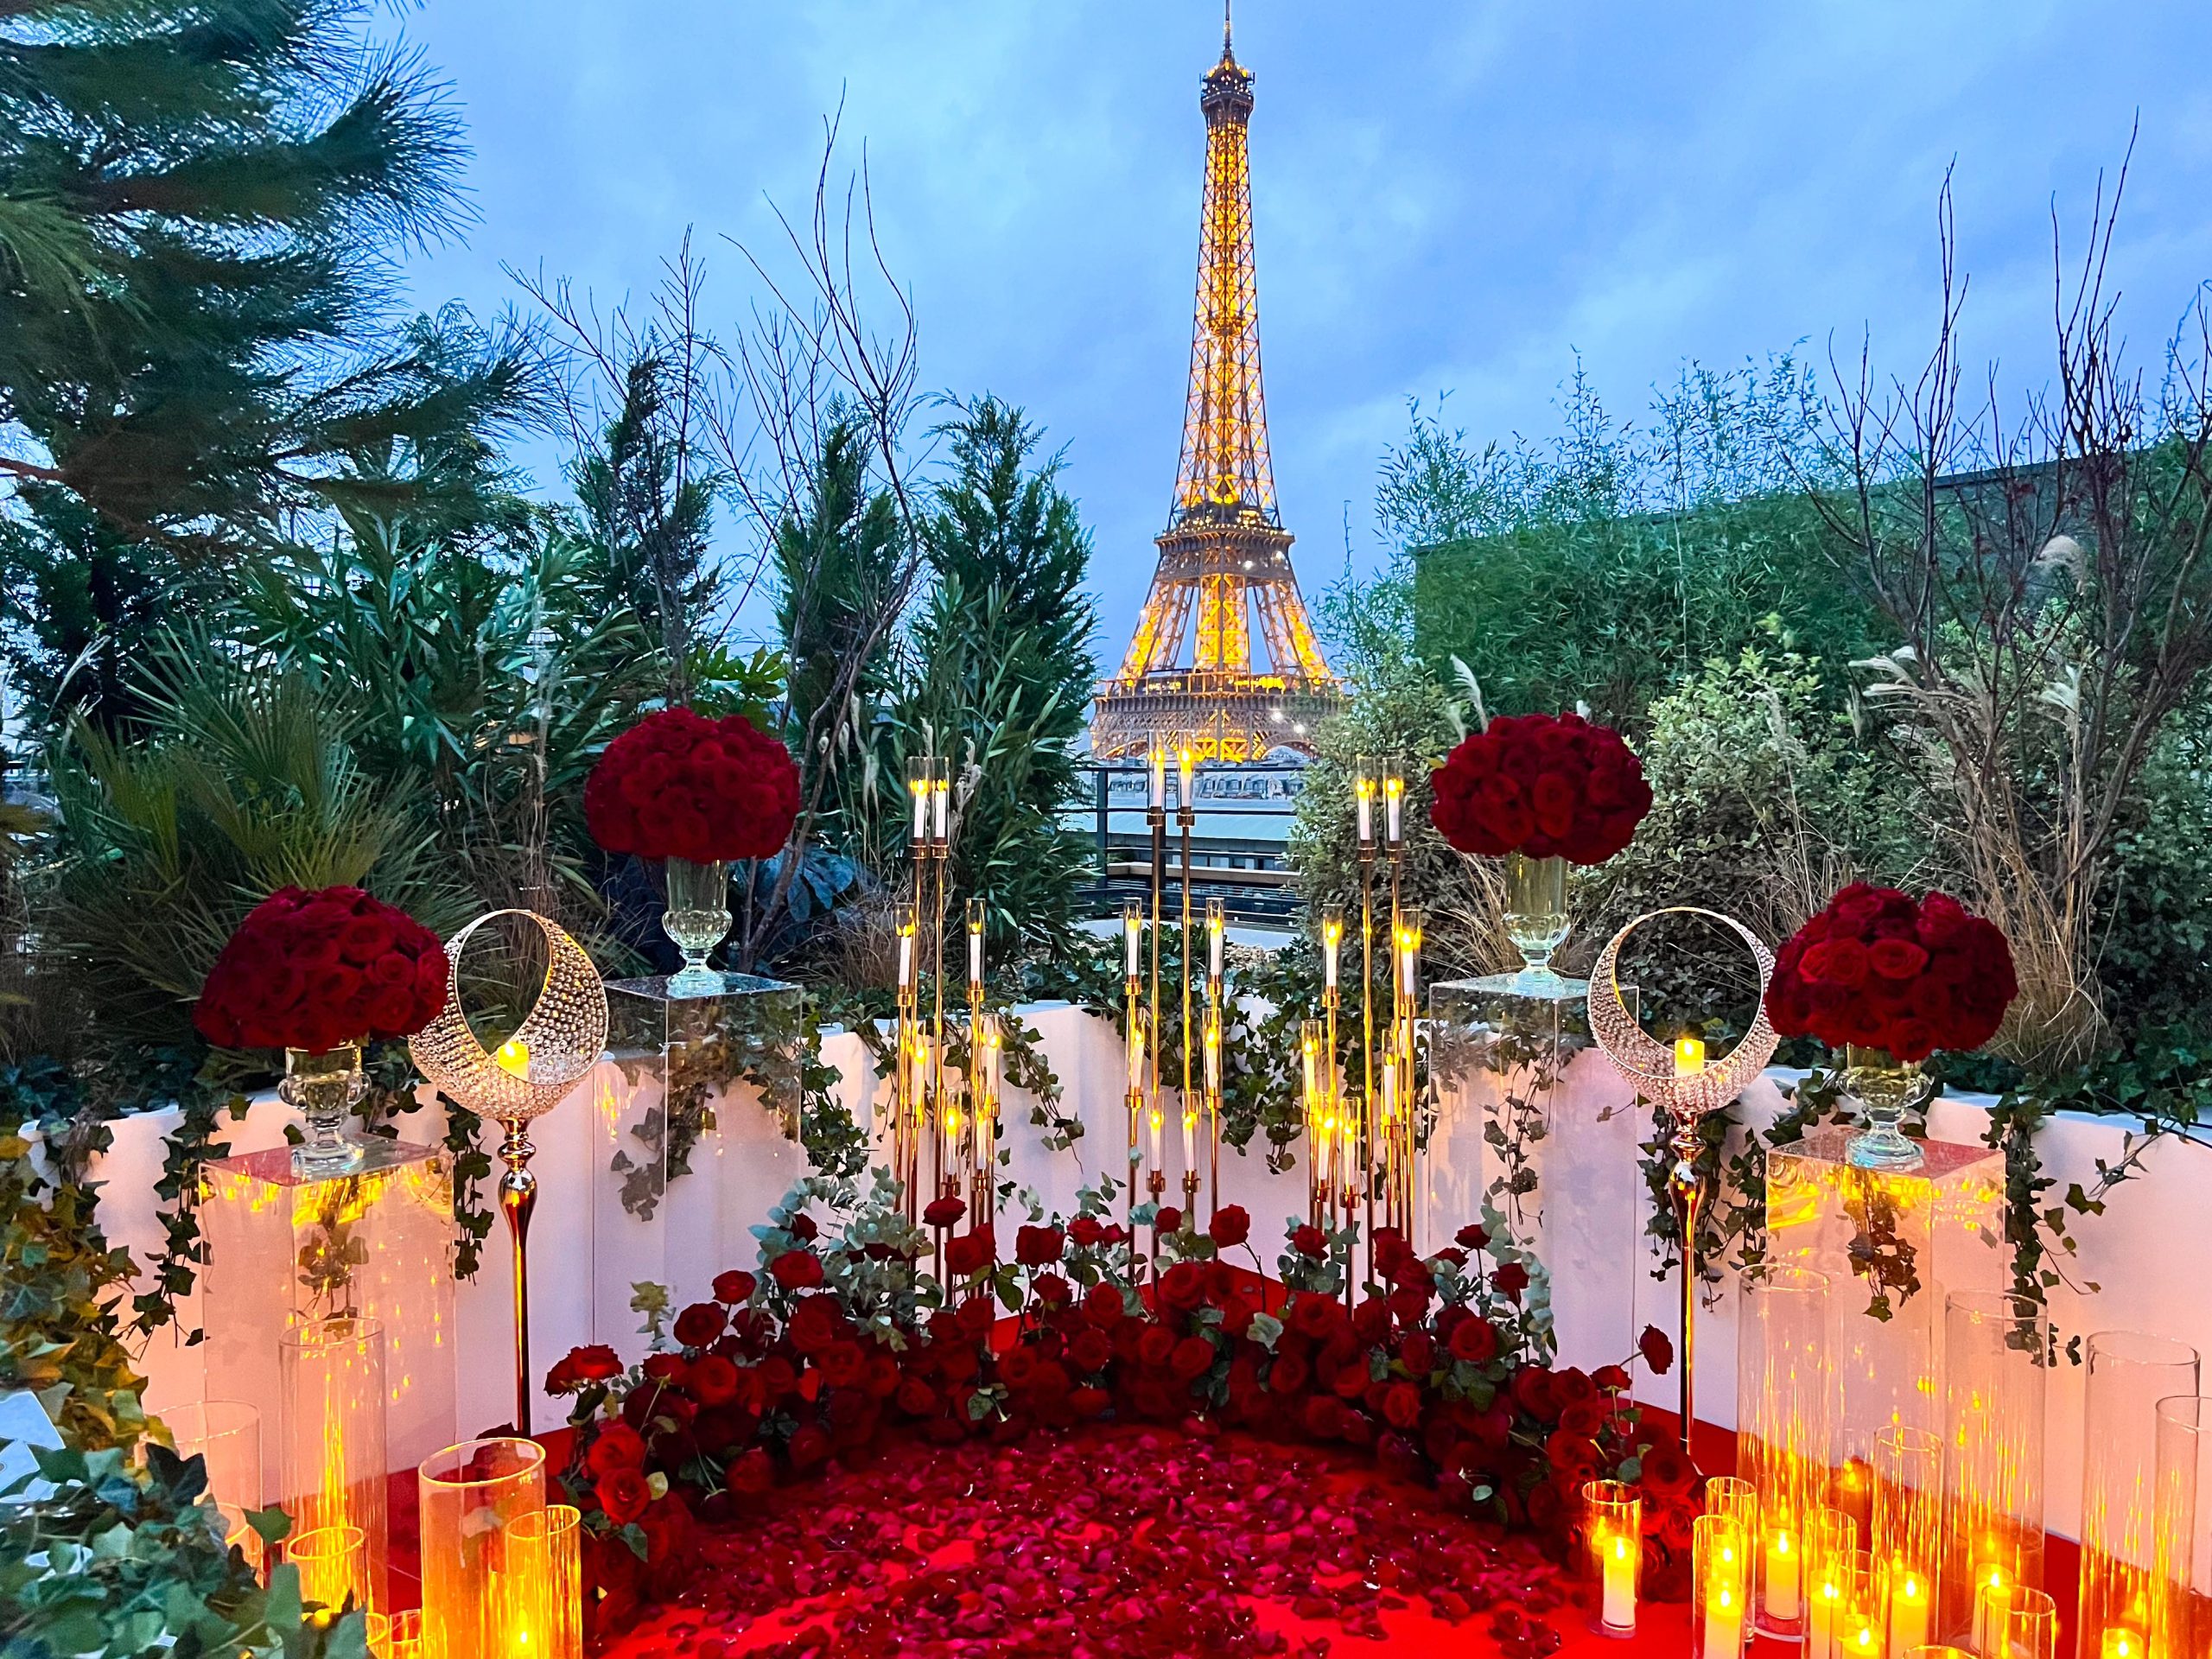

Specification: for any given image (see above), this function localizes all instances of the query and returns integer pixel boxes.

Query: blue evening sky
[392,2,2212,663]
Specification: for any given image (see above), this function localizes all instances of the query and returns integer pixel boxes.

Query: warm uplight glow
[2101,1630,2143,1659]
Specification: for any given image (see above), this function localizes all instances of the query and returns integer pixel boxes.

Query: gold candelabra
[1334,755,1421,1292]
[1120,737,1223,1279]
[894,756,998,1241]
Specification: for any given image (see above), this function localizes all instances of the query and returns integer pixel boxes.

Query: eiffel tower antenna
[1090,10,1343,764]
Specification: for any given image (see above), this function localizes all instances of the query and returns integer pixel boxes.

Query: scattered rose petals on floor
[602,1423,1566,1658]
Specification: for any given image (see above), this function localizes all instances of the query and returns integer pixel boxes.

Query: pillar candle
[1356,780,1373,846]
[1602,1530,1636,1630]
[1704,1581,1744,1659]
[931,779,948,842]
[1885,1567,1928,1659]
[1765,1529,1802,1622]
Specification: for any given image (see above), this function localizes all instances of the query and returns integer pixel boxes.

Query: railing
[1067,762,1306,923]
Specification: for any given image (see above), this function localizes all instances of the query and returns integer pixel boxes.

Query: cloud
[395,0,2212,659]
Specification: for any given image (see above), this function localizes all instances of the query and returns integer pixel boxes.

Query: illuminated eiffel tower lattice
[1090,12,1343,764]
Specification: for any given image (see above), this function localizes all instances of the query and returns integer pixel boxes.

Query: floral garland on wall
[541,1173,1688,1641]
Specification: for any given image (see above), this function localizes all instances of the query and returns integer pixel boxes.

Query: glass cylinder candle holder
[1582,1478,1641,1637]
[290,1523,368,1621]
[1739,1264,1834,1639]
[1810,1546,1874,1659]
[1706,1475,1758,1541]
[1696,1512,1752,1659]
[370,1609,423,1659]
[1906,1649,1976,1659]
[2153,1396,2212,1659]
[1873,1424,1942,1659]
[1977,1584,2059,1659]
[278,1315,389,1614]
[418,1437,547,1659]
[2077,1332,2201,1659]
[1942,1290,2049,1643]
[162,1399,264,1572]
[501,1503,583,1659]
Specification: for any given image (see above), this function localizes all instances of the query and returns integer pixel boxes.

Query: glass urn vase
[1500,851,1573,995]
[285,1041,369,1176]
[1843,1044,1926,1172]
[662,856,732,990]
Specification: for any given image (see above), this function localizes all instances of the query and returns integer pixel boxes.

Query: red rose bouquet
[584,707,800,866]
[1429,712,1652,865]
[1764,884,2018,1063]
[194,886,449,1053]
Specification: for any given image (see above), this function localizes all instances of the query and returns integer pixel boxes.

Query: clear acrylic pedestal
[596,972,806,1332]
[200,1139,458,1498]
[1765,1126,2007,1526]
[1427,973,1643,1372]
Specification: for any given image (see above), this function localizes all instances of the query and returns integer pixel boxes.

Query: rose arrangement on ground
[545,1175,1691,1643]
[194,885,448,1052]
[584,706,801,866]
[1764,882,2018,1061]
[1429,712,1652,864]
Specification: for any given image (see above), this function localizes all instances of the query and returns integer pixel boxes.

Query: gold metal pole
[498,1116,537,1436]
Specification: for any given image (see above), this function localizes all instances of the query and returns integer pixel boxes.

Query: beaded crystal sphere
[407,909,607,1121]
[1586,907,1780,1117]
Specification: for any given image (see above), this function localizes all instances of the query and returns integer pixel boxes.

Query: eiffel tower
[1090,8,1343,764]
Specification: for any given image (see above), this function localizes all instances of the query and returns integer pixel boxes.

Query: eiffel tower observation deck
[1090,10,1344,765]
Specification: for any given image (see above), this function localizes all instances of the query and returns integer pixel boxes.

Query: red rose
[769,1250,824,1291]
[725,1446,774,1497]
[1208,1205,1250,1248]
[786,1424,831,1470]
[1084,1282,1126,1325]
[1640,1440,1695,1496]
[195,887,448,1052]
[1071,1328,1113,1374]
[1014,1224,1065,1266]
[1491,1262,1530,1300]
[944,1228,995,1278]
[595,1468,651,1525]
[1031,1272,1071,1307]
[1382,1381,1423,1429]
[818,1341,867,1390]
[689,1354,741,1407]
[1292,1293,1342,1340]
[1558,1398,1605,1438]
[586,708,800,864]
[1291,1224,1327,1259]
[1767,887,2016,1059]
[672,1302,726,1349]
[786,1294,841,1355]
[924,1196,966,1230]
[894,1376,938,1416]
[587,1423,647,1478]
[1170,1335,1217,1381]
[1399,1331,1437,1375]
[1431,715,1650,863]
[1454,1223,1491,1250]
[545,1344,622,1395]
[1158,1260,1205,1312]
[1448,1317,1498,1365]
[1593,1363,1630,1393]
[1638,1324,1675,1376]
[1069,1216,1106,1249]
[1868,937,1930,980]
[712,1270,756,1305]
